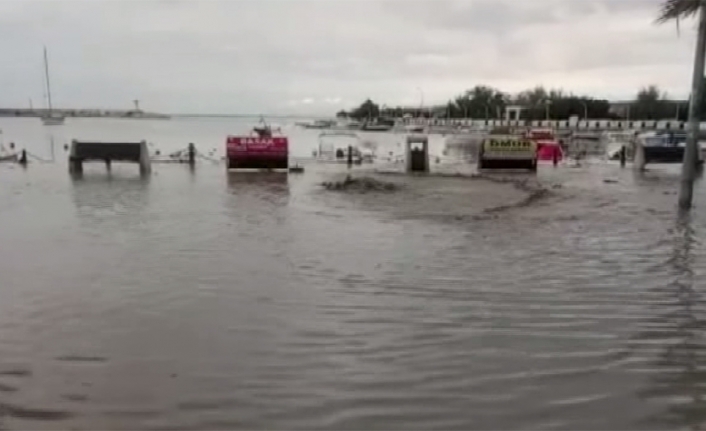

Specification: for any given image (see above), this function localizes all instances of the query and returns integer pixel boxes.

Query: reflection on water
[226,171,289,187]
[637,211,706,429]
[5,118,706,429]
[226,171,289,201]
[70,173,151,232]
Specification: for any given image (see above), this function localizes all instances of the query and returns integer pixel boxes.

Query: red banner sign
[226,136,288,157]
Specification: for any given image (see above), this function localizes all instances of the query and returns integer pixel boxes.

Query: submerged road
[0,116,705,429]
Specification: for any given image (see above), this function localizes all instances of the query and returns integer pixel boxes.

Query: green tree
[348,99,380,120]
[452,85,507,119]
[632,85,671,119]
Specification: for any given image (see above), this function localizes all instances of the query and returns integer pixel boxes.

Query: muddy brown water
[1,118,706,430]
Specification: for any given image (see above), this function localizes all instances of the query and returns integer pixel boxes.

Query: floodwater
[1,117,706,430]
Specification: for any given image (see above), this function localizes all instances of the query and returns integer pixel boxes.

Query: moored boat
[314,131,375,164]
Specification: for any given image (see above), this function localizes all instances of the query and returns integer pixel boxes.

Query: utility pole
[544,100,552,120]
[580,101,588,120]
[679,0,706,209]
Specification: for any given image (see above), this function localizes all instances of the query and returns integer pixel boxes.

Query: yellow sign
[483,136,536,153]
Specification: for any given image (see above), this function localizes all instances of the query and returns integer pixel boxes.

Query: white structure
[505,105,524,121]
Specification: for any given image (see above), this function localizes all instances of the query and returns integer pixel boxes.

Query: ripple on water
[0,145,705,430]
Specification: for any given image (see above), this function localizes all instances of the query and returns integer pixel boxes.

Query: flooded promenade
[0,117,706,430]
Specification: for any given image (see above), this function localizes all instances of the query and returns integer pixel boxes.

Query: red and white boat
[226,120,288,170]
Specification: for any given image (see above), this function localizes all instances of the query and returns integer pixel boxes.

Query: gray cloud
[0,0,695,114]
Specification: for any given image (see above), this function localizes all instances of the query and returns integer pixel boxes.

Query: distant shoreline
[0,108,170,119]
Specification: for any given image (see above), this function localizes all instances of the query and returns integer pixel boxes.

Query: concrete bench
[69,140,151,175]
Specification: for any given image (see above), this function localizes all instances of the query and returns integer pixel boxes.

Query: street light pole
[544,100,551,120]
[580,101,588,120]
[416,87,424,116]
[679,0,706,209]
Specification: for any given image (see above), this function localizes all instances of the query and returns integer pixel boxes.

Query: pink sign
[226,136,288,159]
[536,140,563,162]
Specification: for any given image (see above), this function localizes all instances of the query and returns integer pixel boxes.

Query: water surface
[0,117,705,430]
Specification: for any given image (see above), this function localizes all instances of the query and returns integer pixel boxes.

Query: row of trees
[337,84,701,121]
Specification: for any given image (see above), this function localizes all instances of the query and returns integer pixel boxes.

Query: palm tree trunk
[679,0,706,209]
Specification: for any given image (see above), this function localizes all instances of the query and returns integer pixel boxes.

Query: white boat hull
[41,116,65,126]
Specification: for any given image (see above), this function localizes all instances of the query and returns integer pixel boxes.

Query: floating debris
[322,175,399,193]
[288,164,305,173]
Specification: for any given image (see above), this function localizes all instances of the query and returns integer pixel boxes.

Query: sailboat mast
[43,47,53,113]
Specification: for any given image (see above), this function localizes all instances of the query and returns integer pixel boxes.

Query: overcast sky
[0,0,697,115]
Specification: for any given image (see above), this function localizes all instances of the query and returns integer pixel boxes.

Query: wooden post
[347,145,353,168]
[620,146,626,168]
[69,158,83,174]
[188,142,195,166]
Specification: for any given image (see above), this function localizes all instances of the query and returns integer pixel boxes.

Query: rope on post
[26,151,52,163]
[196,152,222,164]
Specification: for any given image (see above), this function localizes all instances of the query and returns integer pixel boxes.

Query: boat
[303,119,336,129]
[252,116,282,138]
[406,125,426,133]
[330,119,362,131]
[361,117,395,132]
[40,47,64,126]
[314,131,375,164]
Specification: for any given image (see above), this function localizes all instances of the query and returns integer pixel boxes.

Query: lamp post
[580,101,588,120]
[416,87,424,117]
[544,100,552,120]
[678,0,706,209]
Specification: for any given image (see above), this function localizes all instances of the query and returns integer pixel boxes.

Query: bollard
[188,143,195,166]
[18,149,27,166]
[347,145,353,168]
[105,159,112,171]
[619,146,626,168]
[552,147,559,167]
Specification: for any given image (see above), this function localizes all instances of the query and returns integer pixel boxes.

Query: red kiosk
[226,122,289,170]
[526,129,563,163]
